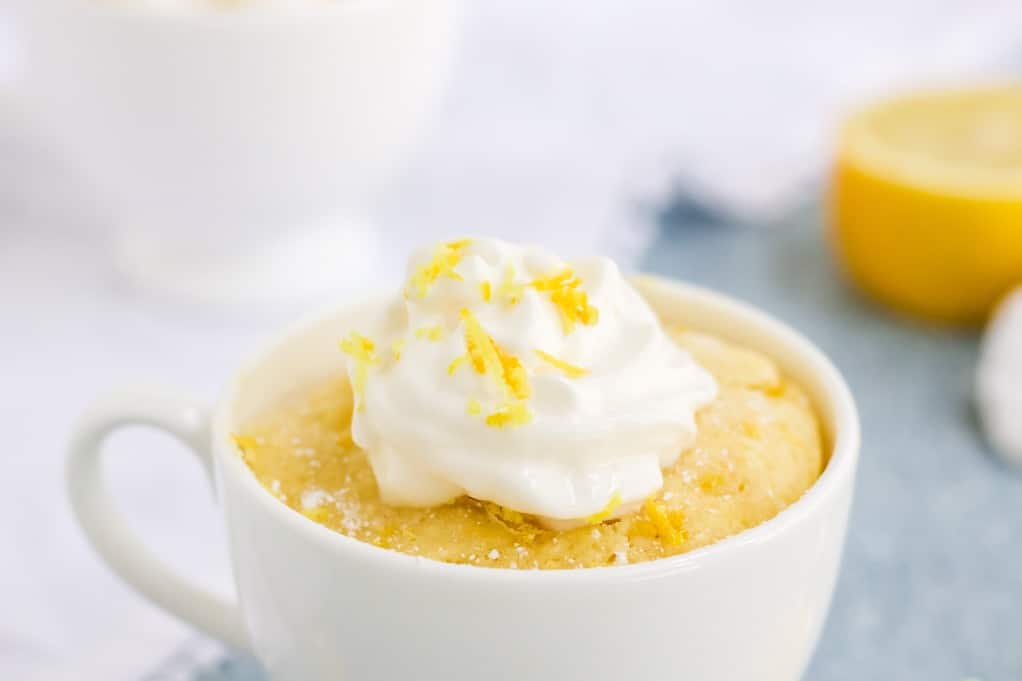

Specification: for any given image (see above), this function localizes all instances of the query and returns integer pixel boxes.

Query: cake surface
[235,325,824,569]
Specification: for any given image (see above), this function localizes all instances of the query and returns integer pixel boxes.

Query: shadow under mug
[68,275,860,681]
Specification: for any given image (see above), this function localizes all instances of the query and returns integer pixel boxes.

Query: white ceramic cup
[11,0,461,304]
[68,276,860,681]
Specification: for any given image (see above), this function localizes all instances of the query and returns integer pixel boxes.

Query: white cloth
[2,2,1021,680]
[384,0,1022,231]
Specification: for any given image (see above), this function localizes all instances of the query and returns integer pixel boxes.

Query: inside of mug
[229,297,392,426]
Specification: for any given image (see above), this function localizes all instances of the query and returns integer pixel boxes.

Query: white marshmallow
[976,287,1022,466]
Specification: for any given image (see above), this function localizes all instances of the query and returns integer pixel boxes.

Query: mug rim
[213,274,860,582]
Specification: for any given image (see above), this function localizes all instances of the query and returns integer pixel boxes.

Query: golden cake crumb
[644,498,686,546]
[238,324,824,569]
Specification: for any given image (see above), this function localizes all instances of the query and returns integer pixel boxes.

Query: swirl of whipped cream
[344,238,717,526]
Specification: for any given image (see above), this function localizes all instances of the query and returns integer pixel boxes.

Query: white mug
[68,276,860,681]
[11,0,461,303]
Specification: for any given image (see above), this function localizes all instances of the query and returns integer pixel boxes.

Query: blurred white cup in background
[11,0,461,304]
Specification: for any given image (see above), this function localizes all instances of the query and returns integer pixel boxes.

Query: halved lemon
[831,85,1022,324]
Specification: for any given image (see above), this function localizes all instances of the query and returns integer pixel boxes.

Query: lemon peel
[339,332,379,408]
[535,349,589,378]
[530,267,599,333]
[447,355,467,375]
[459,307,533,427]
[391,339,405,361]
[415,325,446,342]
[587,491,622,524]
[497,263,525,305]
[405,238,472,300]
[485,401,532,429]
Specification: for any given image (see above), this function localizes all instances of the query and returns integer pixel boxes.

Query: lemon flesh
[831,85,1022,324]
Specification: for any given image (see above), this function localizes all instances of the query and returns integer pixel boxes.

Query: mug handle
[67,389,250,651]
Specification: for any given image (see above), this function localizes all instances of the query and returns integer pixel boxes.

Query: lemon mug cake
[234,238,824,568]
[68,237,857,681]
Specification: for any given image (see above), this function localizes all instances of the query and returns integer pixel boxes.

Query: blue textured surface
[187,215,1022,680]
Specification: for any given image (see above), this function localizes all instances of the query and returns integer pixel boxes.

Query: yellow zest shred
[480,280,492,302]
[460,308,531,401]
[391,339,405,361]
[496,345,530,401]
[415,325,446,342]
[587,491,622,524]
[231,433,259,455]
[530,268,579,291]
[535,349,589,378]
[643,497,686,546]
[485,400,533,428]
[530,267,599,333]
[466,398,482,415]
[448,355,467,375]
[497,263,526,305]
[460,307,533,427]
[339,332,379,408]
[462,307,503,376]
[405,238,472,299]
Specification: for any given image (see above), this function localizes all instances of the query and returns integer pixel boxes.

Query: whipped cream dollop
[342,238,717,526]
